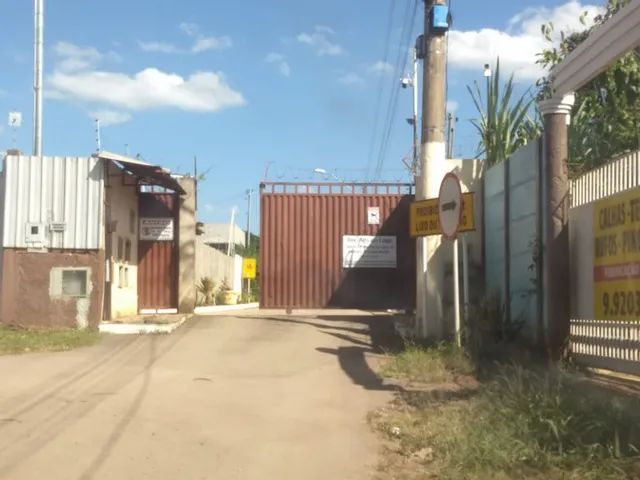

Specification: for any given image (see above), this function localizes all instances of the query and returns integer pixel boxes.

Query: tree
[467,59,541,167]
[537,0,640,175]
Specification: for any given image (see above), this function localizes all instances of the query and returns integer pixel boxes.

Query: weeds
[373,345,640,479]
[0,326,101,355]
[379,343,473,384]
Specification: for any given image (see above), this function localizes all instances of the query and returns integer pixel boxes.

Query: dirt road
[0,311,397,479]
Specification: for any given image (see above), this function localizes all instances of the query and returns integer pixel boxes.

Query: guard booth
[260,182,415,310]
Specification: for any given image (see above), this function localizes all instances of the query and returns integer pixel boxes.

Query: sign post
[438,173,463,347]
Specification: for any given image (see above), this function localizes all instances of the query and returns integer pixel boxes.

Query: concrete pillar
[538,93,575,358]
[178,177,197,313]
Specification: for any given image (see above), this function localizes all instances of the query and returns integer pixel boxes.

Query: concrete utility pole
[33,0,44,157]
[416,0,449,339]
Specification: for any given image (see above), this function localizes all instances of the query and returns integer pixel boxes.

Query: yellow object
[410,192,475,237]
[242,258,257,279]
[593,188,640,320]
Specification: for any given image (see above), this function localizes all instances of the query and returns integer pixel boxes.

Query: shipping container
[260,182,415,309]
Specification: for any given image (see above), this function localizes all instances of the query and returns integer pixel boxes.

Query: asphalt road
[0,311,397,480]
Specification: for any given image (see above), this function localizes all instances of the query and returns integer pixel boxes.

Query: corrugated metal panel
[260,183,415,309]
[570,150,640,208]
[2,156,104,249]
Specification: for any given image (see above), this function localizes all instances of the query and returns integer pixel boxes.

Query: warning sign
[410,193,475,237]
[593,187,640,320]
[242,258,257,279]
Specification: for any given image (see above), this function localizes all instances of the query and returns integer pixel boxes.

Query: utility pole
[95,118,101,152]
[245,189,253,249]
[33,0,44,157]
[227,207,236,257]
[410,46,419,173]
[245,188,254,299]
[416,0,450,339]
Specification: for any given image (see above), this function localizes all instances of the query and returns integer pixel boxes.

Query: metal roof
[96,151,186,194]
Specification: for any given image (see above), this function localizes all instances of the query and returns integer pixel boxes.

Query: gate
[138,191,178,312]
[260,182,415,309]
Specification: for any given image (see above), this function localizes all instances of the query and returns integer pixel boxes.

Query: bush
[196,277,216,306]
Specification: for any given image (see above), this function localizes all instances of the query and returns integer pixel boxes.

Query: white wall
[107,163,139,318]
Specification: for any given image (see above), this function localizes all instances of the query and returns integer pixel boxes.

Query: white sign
[342,235,396,269]
[140,217,174,241]
[368,207,380,225]
[438,172,463,239]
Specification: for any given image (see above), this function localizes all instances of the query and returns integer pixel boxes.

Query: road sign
[410,193,475,237]
[438,173,463,239]
[242,258,257,279]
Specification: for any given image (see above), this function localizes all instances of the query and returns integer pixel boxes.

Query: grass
[371,344,640,479]
[0,326,102,355]
[379,343,474,384]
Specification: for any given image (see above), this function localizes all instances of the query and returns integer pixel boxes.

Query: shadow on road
[249,313,405,392]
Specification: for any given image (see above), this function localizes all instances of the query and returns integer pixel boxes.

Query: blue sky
[0,0,602,232]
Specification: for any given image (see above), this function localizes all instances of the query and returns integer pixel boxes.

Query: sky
[0,0,604,233]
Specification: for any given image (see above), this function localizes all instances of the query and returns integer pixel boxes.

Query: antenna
[33,0,44,157]
[94,118,101,152]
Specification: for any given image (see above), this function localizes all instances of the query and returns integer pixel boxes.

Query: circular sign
[438,172,463,240]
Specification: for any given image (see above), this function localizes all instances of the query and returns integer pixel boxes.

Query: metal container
[260,182,415,309]
[2,155,104,250]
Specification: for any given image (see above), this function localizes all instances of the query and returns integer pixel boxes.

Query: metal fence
[570,319,640,376]
[569,149,640,375]
[570,150,640,208]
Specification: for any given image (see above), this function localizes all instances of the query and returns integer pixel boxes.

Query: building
[0,151,197,329]
[200,223,246,252]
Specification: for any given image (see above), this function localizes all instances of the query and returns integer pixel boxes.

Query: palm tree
[467,59,541,166]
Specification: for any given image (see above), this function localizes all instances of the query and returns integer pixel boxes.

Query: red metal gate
[138,192,178,311]
[260,182,415,309]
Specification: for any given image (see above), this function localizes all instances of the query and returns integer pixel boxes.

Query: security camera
[401,77,411,89]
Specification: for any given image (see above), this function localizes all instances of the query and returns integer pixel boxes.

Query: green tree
[537,0,640,175]
[467,59,541,167]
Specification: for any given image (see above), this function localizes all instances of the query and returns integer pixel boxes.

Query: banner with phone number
[593,187,640,320]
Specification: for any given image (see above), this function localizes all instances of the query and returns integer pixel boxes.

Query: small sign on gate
[140,218,174,241]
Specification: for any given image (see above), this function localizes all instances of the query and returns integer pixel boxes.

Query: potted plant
[196,277,216,306]
[216,279,239,305]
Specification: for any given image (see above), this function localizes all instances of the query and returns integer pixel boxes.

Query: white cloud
[338,73,364,85]
[265,52,291,77]
[191,36,232,53]
[179,22,200,37]
[446,100,459,113]
[53,41,102,72]
[297,26,345,56]
[91,110,132,127]
[138,41,181,54]
[140,22,232,54]
[204,203,215,212]
[448,1,603,80]
[49,68,246,112]
[368,61,394,76]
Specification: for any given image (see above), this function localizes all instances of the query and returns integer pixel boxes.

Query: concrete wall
[0,249,104,329]
[569,202,595,319]
[106,163,139,319]
[195,239,238,288]
[483,140,543,343]
[178,177,196,313]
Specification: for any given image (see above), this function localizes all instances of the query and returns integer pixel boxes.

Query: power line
[373,0,419,180]
[365,0,398,180]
